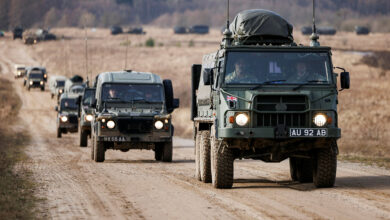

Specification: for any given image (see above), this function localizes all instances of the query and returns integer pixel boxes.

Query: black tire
[41,86,44,91]
[211,136,234,189]
[57,127,62,138]
[51,93,54,99]
[289,158,298,181]
[195,133,201,181]
[161,141,172,162]
[27,86,30,91]
[79,129,88,147]
[199,131,211,183]
[296,158,313,183]
[91,136,95,160]
[94,137,105,162]
[313,142,337,188]
[163,79,174,113]
[154,143,163,161]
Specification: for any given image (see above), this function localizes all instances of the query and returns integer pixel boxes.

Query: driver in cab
[225,58,252,84]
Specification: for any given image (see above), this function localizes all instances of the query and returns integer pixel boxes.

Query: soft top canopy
[70,75,83,83]
[230,9,293,44]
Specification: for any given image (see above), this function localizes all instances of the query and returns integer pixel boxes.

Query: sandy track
[1,38,390,220]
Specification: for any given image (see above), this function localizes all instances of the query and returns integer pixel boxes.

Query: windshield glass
[83,89,95,105]
[102,84,164,103]
[56,81,65,87]
[60,98,78,111]
[29,73,43,79]
[224,51,332,85]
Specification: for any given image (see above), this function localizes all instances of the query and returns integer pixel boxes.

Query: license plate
[102,136,128,142]
[289,128,328,137]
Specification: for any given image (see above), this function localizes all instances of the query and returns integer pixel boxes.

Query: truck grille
[256,113,307,127]
[117,118,153,134]
[255,95,307,112]
[68,115,78,124]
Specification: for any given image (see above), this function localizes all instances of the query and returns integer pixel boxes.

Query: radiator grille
[117,118,154,134]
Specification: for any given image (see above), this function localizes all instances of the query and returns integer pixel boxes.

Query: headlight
[60,116,68,122]
[107,120,115,129]
[59,89,63,94]
[85,114,93,122]
[313,113,327,127]
[235,113,249,126]
[44,74,47,78]
[154,120,164,129]
[29,81,33,85]
[40,81,44,85]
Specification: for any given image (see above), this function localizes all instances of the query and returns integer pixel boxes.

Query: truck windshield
[224,51,332,85]
[60,98,78,111]
[83,90,95,105]
[29,73,43,79]
[56,81,65,87]
[102,84,164,103]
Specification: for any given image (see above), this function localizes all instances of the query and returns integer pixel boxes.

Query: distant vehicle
[79,87,96,147]
[13,27,23,39]
[49,76,67,99]
[25,69,45,91]
[36,29,56,41]
[110,26,123,35]
[189,25,209,34]
[355,26,370,35]
[173,26,187,34]
[127,27,146,35]
[23,34,38,45]
[24,67,47,87]
[14,64,26,78]
[64,75,84,94]
[56,93,80,138]
[301,26,312,35]
[317,27,337,35]
[0,31,4,37]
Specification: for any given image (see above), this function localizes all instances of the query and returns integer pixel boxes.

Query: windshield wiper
[292,80,329,91]
[250,80,286,90]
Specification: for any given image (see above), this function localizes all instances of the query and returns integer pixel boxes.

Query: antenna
[84,26,90,86]
[124,35,129,70]
[310,0,320,47]
[221,0,233,48]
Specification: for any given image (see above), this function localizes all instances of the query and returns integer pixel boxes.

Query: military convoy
[191,9,349,189]
[90,70,179,162]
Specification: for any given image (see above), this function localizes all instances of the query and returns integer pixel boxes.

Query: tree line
[0,0,389,31]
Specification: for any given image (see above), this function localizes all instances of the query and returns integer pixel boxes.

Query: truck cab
[90,71,179,162]
[192,9,350,189]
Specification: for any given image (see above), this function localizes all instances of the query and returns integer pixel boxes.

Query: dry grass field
[17,27,390,163]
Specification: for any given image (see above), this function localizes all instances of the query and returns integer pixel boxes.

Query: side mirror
[203,68,213,85]
[55,106,58,112]
[173,98,180,109]
[340,71,350,90]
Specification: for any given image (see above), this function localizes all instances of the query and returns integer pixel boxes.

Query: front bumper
[59,122,78,132]
[97,131,172,143]
[218,127,341,139]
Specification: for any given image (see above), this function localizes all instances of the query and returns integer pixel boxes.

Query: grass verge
[339,154,390,170]
[0,78,41,219]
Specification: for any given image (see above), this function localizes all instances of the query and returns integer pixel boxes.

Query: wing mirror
[173,98,180,109]
[340,71,350,91]
[203,68,214,85]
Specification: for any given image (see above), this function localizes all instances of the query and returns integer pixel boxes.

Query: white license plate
[289,128,328,137]
[102,136,128,142]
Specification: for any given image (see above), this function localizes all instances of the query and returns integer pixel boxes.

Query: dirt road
[1,39,390,220]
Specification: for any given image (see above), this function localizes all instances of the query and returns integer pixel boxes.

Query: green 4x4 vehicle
[56,93,80,138]
[79,87,96,147]
[91,70,179,162]
[192,9,350,189]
